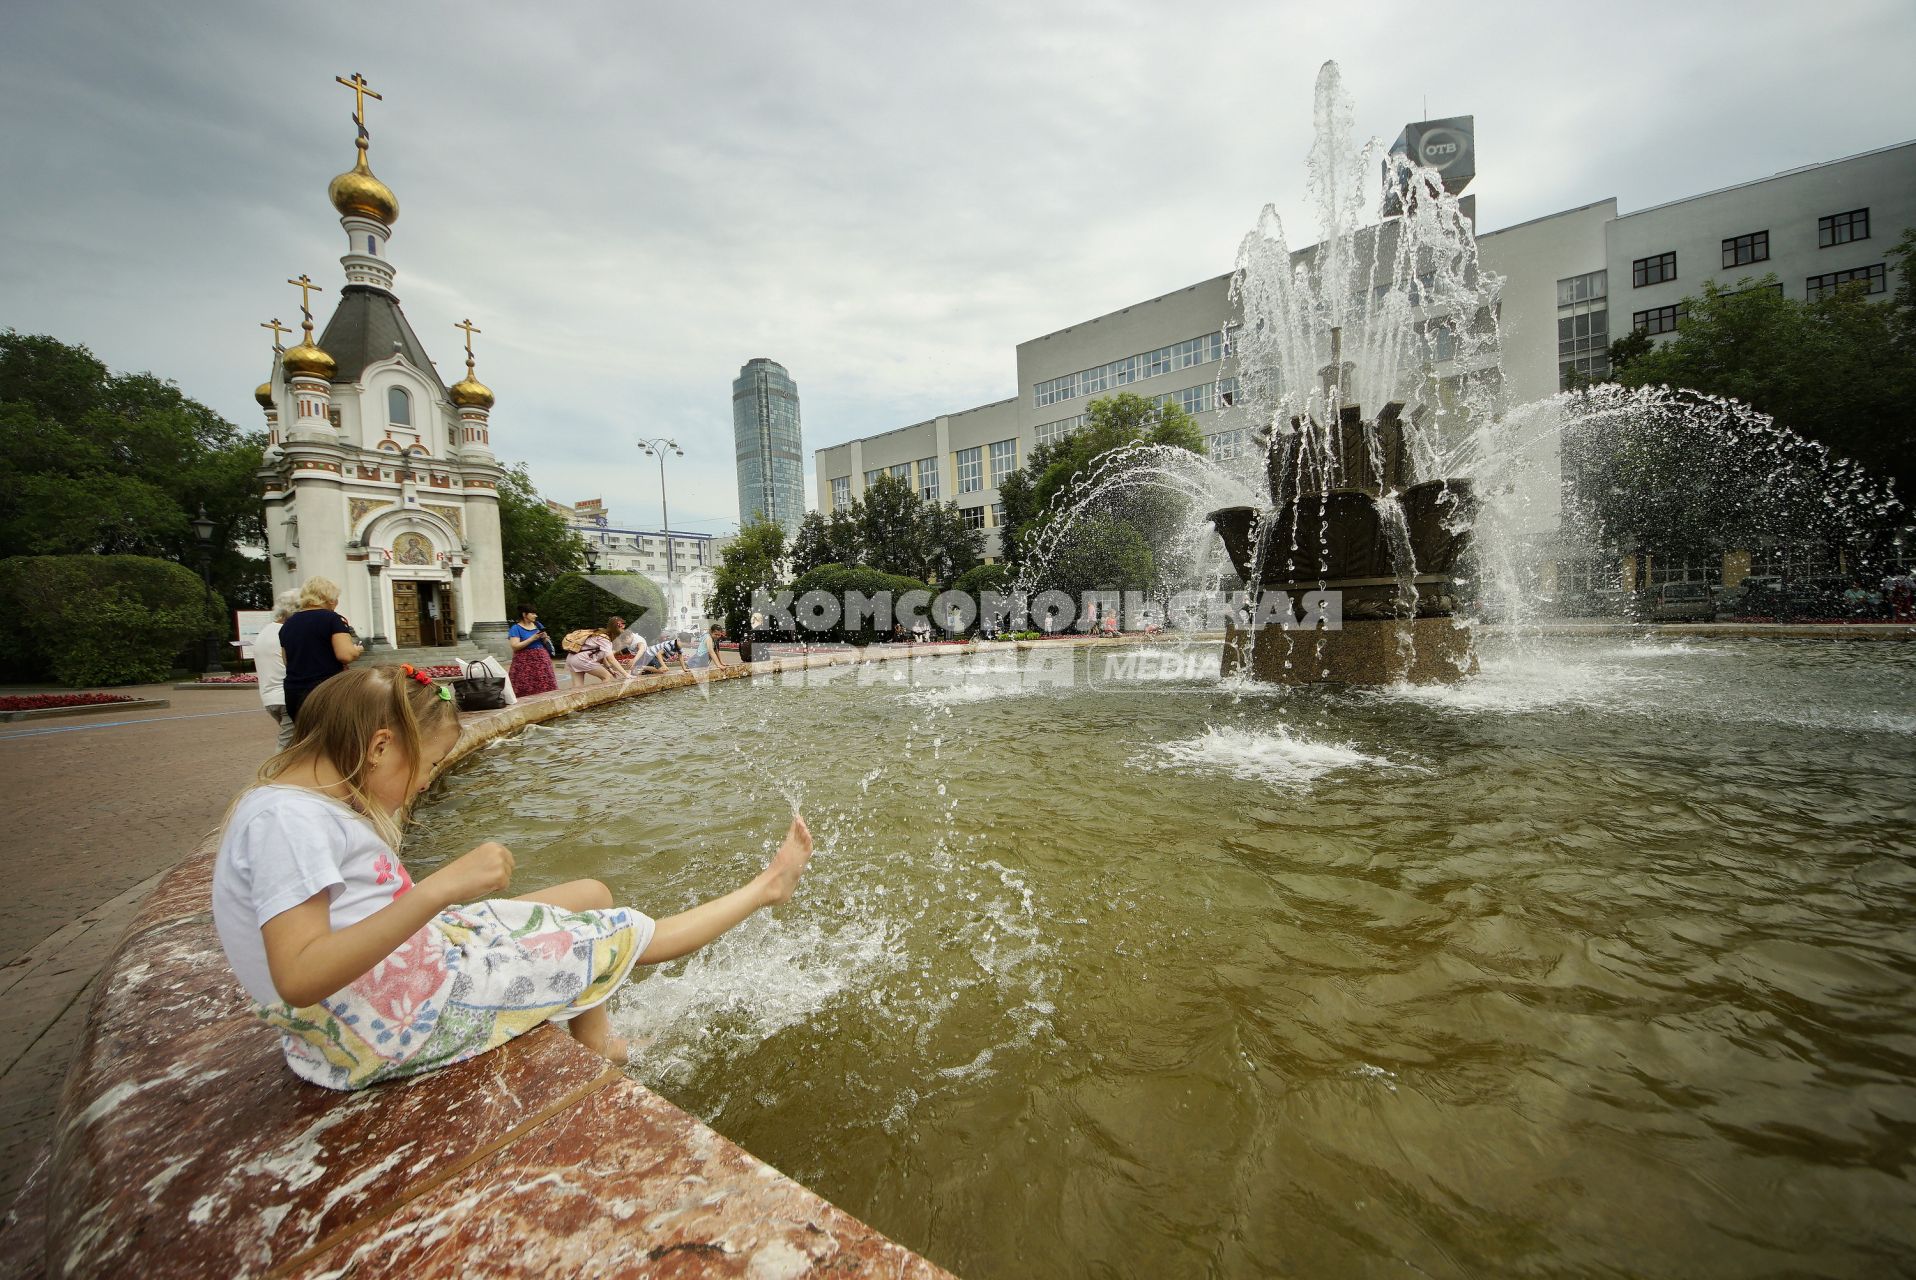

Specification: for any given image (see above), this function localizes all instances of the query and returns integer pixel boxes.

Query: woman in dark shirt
[279,576,363,723]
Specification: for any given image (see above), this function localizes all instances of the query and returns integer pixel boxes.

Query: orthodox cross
[454,318,482,368]
[287,275,323,332]
[335,72,382,130]
[260,318,292,353]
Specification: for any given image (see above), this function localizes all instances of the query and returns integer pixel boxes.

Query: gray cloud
[4,0,1911,531]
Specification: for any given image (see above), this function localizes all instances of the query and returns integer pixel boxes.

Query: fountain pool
[409,637,1916,1278]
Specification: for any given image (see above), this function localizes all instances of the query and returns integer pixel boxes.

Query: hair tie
[400,664,432,688]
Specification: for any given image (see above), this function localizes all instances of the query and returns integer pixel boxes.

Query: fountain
[1209,332,1478,683]
[399,61,1913,1280]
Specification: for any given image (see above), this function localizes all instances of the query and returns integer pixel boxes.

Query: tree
[0,332,268,608]
[0,555,227,687]
[710,515,787,637]
[1613,275,1915,500]
[825,504,864,567]
[998,391,1206,580]
[856,475,928,579]
[788,511,834,578]
[1606,327,1653,374]
[1043,516,1155,603]
[919,499,984,584]
[496,462,586,609]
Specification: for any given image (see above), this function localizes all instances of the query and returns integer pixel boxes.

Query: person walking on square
[255,589,302,752]
[506,605,557,697]
[211,663,813,1089]
[280,577,363,725]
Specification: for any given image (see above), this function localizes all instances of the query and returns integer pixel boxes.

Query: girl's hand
[756,814,813,906]
[423,840,515,907]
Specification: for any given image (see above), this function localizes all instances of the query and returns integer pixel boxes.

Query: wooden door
[438,583,458,645]
[393,580,422,647]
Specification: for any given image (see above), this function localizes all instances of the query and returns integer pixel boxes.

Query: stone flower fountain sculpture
[1208,342,1477,685]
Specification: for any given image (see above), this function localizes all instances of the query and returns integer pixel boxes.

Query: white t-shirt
[254,621,286,707]
[212,785,418,1006]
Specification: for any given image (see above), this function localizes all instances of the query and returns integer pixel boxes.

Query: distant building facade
[732,358,805,537]
[548,497,718,630]
[814,139,1916,566]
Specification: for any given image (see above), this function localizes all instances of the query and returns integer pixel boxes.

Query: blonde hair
[271,588,301,622]
[298,576,341,609]
[250,666,461,848]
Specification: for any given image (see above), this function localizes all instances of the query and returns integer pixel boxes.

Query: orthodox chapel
[254,74,508,655]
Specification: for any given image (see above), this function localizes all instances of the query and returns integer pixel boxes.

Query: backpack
[561,628,597,654]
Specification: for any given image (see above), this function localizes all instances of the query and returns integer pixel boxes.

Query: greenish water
[409,637,1916,1278]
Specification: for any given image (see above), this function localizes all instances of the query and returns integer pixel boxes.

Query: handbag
[451,658,509,712]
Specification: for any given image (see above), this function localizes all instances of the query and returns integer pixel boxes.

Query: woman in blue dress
[506,604,558,696]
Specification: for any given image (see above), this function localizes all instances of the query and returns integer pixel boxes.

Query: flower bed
[195,673,259,685]
[0,693,137,712]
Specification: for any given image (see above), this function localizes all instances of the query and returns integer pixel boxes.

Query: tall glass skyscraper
[731,357,805,537]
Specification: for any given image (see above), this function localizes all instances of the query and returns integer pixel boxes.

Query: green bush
[787,563,933,644]
[0,555,226,687]
[952,563,1010,597]
[532,572,667,644]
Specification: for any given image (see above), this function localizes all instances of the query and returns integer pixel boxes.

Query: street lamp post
[191,505,219,673]
[636,437,683,623]
[584,538,600,574]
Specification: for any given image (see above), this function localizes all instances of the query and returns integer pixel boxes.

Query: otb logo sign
[1417,127,1468,171]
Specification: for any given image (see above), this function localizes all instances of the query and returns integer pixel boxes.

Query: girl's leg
[567,1003,627,1064]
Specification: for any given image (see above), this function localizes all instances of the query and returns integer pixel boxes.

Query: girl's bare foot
[758,813,814,905]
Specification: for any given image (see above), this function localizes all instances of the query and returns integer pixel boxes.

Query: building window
[988,439,1018,487]
[890,462,911,482]
[915,457,939,502]
[1805,263,1886,300]
[1632,303,1684,336]
[1556,270,1610,388]
[387,385,412,425]
[1035,414,1085,447]
[1819,208,1869,248]
[1030,331,1227,408]
[864,468,884,488]
[956,446,983,494]
[1632,252,1676,288]
[1648,556,1721,587]
[990,501,1005,528]
[830,476,850,511]
[366,235,378,256]
[1721,231,1769,269]
[961,504,986,530]
[1207,428,1249,462]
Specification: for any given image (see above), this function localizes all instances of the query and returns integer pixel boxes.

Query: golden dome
[449,374,495,410]
[254,381,276,408]
[328,147,399,225]
[282,340,337,379]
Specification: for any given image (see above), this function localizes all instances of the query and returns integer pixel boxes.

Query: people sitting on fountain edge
[208,664,815,1089]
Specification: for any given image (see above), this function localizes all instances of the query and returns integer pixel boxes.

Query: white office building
[815,139,1914,561]
[549,497,719,629]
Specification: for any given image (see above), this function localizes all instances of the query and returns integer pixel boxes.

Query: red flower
[0,694,137,711]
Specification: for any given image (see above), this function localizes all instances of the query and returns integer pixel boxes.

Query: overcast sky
[4,0,1911,534]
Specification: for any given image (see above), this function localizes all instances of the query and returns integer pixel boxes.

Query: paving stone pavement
[0,683,274,1206]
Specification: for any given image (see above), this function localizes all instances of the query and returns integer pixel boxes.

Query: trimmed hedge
[0,555,227,687]
[787,564,934,644]
[532,572,668,644]
[952,563,1011,597]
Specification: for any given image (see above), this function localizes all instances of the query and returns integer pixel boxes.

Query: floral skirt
[508,645,558,696]
[260,899,652,1091]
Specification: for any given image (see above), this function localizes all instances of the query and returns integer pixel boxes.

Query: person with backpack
[563,618,627,688]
